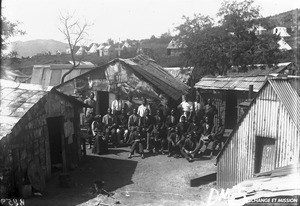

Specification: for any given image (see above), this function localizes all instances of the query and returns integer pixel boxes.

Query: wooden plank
[190,172,216,187]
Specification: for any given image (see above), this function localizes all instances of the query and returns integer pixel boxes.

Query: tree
[58,12,92,83]
[176,0,282,82]
[1,16,25,55]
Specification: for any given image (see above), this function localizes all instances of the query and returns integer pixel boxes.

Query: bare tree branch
[58,11,92,83]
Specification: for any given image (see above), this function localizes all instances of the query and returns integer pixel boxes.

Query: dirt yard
[25,146,217,206]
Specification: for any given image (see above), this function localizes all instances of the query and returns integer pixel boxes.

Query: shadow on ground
[26,154,138,206]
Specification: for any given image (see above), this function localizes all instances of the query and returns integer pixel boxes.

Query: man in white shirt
[178,95,192,121]
[111,94,123,115]
[137,98,151,117]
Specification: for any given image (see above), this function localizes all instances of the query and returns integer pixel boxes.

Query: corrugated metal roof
[194,76,266,92]
[0,79,51,139]
[269,78,300,132]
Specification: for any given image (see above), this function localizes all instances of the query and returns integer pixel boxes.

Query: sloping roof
[195,62,294,92]
[269,78,300,132]
[56,54,190,101]
[0,79,91,140]
[0,79,51,139]
[167,39,186,49]
[216,76,300,161]
[195,76,266,92]
[75,46,87,55]
[31,64,95,86]
[164,67,193,84]
[278,38,292,50]
[88,43,98,53]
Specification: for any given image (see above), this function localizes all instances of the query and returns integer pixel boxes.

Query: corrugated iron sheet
[195,76,266,92]
[217,77,300,189]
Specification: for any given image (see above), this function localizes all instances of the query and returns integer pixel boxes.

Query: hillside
[266,9,300,28]
[8,39,69,57]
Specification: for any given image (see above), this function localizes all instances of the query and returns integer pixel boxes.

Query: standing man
[177,95,192,122]
[127,108,140,144]
[111,94,123,116]
[124,94,137,116]
[205,99,218,126]
[84,92,96,149]
[137,98,151,117]
[193,95,204,122]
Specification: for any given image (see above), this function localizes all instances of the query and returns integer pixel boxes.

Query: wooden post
[248,85,253,99]
[61,117,67,172]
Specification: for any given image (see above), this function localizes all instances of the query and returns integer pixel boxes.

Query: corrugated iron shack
[216,76,300,189]
[194,62,297,129]
[0,79,88,196]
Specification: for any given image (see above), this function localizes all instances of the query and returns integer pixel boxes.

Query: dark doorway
[46,116,63,165]
[225,91,237,129]
[255,136,276,173]
[96,91,109,117]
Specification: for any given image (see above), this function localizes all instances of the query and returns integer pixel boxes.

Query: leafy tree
[1,16,25,55]
[176,0,282,82]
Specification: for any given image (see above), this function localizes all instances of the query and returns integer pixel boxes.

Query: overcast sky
[2,0,300,44]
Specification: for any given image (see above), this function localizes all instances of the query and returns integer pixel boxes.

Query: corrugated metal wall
[217,83,300,189]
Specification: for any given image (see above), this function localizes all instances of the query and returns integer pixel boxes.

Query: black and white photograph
[1,0,300,205]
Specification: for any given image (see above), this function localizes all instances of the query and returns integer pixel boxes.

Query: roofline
[50,88,92,108]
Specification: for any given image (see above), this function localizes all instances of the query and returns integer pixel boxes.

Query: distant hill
[8,39,69,57]
[266,9,300,28]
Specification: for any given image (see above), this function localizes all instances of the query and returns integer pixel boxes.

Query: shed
[56,54,190,116]
[30,64,95,87]
[216,76,300,189]
[194,62,297,129]
[0,79,89,196]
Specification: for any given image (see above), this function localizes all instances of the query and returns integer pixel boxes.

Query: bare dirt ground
[25,146,217,206]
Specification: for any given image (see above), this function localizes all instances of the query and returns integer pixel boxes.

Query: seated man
[126,108,140,144]
[186,116,203,142]
[181,133,198,162]
[167,126,185,157]
[207,117,225,158]
[117,108,129,145]
[190,116,213,157]
[128,127,145,159]
[102,108,118,147]
[139,108,155,151]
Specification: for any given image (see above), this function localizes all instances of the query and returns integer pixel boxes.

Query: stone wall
[0,91,82,196]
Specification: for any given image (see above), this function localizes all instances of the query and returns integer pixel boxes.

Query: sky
[2,0,300,45]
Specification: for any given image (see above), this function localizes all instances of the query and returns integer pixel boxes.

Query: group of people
[84,92,226,162]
